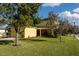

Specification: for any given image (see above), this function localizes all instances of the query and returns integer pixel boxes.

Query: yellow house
[24,27,37,38]
[24,26,49,38]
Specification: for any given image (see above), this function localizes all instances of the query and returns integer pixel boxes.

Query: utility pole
[73,19,76,40]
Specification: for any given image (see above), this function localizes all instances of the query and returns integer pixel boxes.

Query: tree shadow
[20,38,47,42]
[0,40,14,45]
[30,39,47,42]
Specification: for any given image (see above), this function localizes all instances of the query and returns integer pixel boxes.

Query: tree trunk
[12,31,19,46]
[14,31,19,46]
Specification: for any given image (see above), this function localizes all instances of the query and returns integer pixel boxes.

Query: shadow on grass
[0,40,14,45]
[30,39,46,42]
[20,38,47,42]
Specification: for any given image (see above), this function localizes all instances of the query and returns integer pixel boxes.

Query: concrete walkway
[0,38,15,41]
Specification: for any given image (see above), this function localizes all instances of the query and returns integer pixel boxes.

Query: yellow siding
[24,28,37,38]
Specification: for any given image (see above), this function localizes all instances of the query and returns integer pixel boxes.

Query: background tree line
[46,11,79,38]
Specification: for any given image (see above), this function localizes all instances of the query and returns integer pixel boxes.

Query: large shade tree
[0,3,41,46]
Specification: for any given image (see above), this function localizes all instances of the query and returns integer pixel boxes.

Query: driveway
[75,35,79,40]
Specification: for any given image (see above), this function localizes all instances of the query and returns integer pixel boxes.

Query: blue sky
[38,3,79,18]
[38,3,79,26]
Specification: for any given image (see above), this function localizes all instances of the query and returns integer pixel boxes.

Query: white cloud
[73,8,79,13]
[59,11,79,25]
[42,3,61,7]
[59,11,79,19]
[59,11,71,17]
[72,13,79,19]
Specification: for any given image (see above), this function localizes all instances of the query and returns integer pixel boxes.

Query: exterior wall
[0,29,6,37]
[24,27,37,38]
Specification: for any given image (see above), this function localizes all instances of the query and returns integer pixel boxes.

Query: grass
[0,35,78,56]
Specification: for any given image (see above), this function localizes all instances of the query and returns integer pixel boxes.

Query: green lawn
[0,36,79,56]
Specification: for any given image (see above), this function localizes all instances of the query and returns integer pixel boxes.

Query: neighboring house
[0,28,6,37]
[0,24,9,37]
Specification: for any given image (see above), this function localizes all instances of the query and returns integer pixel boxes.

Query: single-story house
[6,19,59,38]
[7,26,49,38]
[24,26,49,38]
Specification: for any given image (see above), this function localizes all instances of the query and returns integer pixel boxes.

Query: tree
[33,15,42,26]
[0,3,42,46]
[58,18,76,35]
[47,11,59,37]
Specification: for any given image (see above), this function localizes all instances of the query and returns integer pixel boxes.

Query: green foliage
[47,11,78,37]
[0,18,5,25]
[0,3,42,33]
[33,16,43,26]
[58,20,77,35]
[36,18,48,26]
